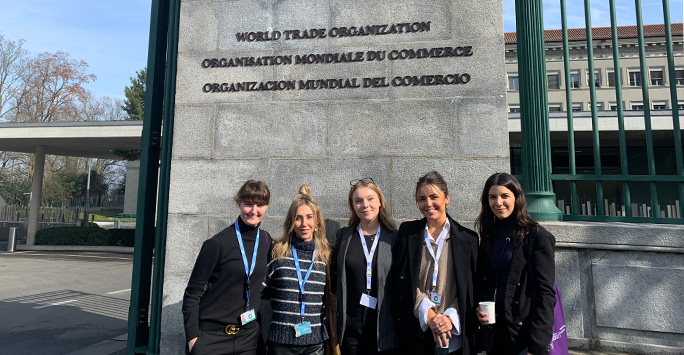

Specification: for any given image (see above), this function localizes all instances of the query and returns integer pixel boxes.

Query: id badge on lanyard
[293,246,316,337]
[358,224,380,309]
[235,220,259,325]
[424,223,448,307]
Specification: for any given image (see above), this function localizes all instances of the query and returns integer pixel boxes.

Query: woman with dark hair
[331,178,399,355]
[262,185,331,355]
[394,171,479,355]
[474,173,556,355]
[183,180,272,355]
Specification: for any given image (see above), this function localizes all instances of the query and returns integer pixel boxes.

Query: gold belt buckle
[225,324,239,335]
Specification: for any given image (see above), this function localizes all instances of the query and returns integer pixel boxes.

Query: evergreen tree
[122,68,146,121]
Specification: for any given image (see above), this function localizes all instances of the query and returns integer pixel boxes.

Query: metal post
[515,0,562,221]
[146,0,181,352]
[126,0,170,352]
[7,227,17,252]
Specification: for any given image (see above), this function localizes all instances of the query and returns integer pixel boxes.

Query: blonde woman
[331,178,399,355]
[262,185,331,355]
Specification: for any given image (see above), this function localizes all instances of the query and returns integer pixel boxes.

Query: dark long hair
[475,173,537,250]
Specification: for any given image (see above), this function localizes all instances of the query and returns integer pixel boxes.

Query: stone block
[268,159,391,219]
[555,250,583,339]
[168,159,270,215]
[389,38,506,99]
[172,105,214,159]
[456,97,509,158]
[165,214,209,274]
[175,51,275,105]
[543,222,684,248]
[160,333,185,355]
[178,1,219,52]
[161,273,189,334]
[214,102,327,158]
[390,159,509,222]
[328,99,457,158]
[592,257,684,334]
[449,0,503,41]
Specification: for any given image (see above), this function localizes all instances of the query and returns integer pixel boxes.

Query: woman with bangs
[331,178,399,355]
[262,185,331,355]
[183,180,272,355]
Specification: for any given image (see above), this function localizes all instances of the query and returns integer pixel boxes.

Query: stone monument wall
[161,0,507,352]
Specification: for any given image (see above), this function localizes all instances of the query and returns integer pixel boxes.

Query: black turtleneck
[182,217,271,343]
[488,218,516,314]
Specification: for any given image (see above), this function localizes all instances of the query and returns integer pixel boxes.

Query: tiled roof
[504,23,683,44]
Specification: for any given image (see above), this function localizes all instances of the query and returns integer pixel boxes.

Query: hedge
[35,225,135,247]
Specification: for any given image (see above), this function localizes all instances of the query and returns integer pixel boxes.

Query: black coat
[477,224,556,355]
[331,224,399,351]
[393,215,479,355]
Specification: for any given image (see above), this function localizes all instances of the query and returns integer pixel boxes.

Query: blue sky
[0,0,681,101]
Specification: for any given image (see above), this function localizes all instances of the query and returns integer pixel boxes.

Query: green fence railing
[516,0,683,224]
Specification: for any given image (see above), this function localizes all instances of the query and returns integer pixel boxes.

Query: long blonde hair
[271,185,331,263]
[347,180,396,231]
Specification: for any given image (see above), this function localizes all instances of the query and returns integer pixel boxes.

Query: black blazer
[393,215,479,355]
[331,224,399,351]
[477,224,556,355]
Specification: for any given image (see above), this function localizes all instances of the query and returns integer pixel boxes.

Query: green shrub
[35,226,135,247]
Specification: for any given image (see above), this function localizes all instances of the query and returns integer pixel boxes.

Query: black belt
[199,321,241,335]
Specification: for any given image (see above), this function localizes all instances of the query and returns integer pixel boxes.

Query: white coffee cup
[479,301,496,324]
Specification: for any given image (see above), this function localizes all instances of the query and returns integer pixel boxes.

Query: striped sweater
[262,236,329,345]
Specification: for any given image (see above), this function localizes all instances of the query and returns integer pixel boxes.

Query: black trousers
[412,329,464,355]
[191,322,264,355]
[267,342,324,355]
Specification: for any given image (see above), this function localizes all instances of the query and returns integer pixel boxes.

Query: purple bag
[526,238,569,355]
[549,284,569,355]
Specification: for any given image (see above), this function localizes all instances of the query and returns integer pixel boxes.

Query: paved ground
[0,250,132,355]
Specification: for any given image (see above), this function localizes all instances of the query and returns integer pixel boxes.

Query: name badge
[240,309,256,325]
[294,322,312,337]
[360,293,378,309]
[428,291,442,306]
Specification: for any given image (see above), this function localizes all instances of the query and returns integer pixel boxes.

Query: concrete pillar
[123,160,140,216]
[26,145,46,246]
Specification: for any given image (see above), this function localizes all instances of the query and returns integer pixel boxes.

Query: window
[509,105,521,113]
[508,74,519,90]
[593,70,601,88]
[570,71,580,88]
[650,68,664,86]
[608,70,616,87]
[571,103,582,112]
[652,101,667,110]
[679,103,684,110]
[629,69,641,87]
[631,101,644,110]
[548,103,562,112]
[675,68,684,85]
[596,102,604,111]
[547,72,560,89]
[610,101,625,111]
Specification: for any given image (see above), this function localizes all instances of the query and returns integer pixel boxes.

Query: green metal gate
[513,0,683,224]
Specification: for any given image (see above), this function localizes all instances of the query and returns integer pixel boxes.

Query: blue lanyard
[357,224,381,291]
[235,220,259,308]
[292,246,317,319]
